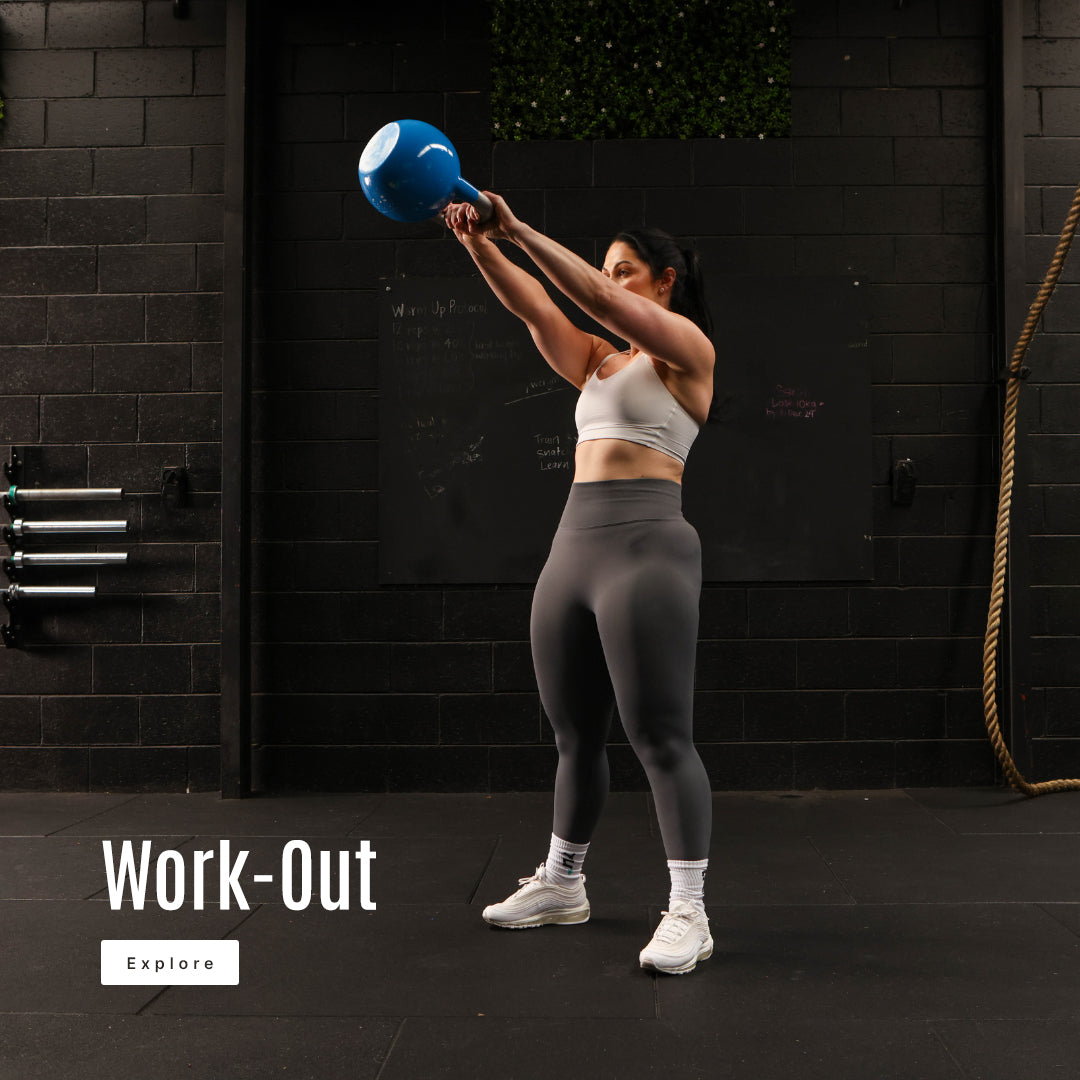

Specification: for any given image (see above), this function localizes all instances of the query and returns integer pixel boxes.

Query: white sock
[668,858,708,913]
[544,833,590,884]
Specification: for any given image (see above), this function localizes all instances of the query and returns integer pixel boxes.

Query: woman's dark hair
[610,227,723,422]
[610,227,713,340]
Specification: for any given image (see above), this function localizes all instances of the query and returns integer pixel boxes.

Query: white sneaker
[482,865,590,929]
[639,899,713,974]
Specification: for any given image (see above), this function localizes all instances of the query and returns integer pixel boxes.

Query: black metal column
[220,0,253,797]
[991,0,1034,778]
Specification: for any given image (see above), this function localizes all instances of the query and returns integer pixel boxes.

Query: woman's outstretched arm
[446,205,613,389]
[459,193,712,378]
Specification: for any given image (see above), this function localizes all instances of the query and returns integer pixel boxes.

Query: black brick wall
[0,0,225,791]
[1024,3,1080,774]
[248,0,1002,794]
[1,0,1076,793]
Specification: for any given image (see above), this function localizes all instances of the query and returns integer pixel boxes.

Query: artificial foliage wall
[491,0,793,140]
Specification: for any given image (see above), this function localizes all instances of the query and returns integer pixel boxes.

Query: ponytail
[677,244,713,341]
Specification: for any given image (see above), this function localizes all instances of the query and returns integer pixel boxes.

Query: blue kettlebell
[358,119,493,224]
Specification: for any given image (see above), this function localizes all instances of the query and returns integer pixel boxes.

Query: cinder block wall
[0,0,1075,792]
[1023,0,1080,776]
[249,0,1014,793]
[0,0,225,790]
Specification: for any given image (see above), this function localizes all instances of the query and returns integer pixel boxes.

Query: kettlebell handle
[473,191,494,223]
[451,178,494,224]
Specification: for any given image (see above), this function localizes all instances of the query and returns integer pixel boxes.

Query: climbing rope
[982,176,1080,797]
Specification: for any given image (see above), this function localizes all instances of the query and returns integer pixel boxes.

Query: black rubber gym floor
[2,787,1079,1079]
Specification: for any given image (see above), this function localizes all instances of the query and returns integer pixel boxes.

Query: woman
[445,193,715,975]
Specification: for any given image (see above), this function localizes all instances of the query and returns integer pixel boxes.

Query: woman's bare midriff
[573,438,684,484]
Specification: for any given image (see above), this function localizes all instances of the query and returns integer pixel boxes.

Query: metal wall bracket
[162,466,189,508]
[1,595,18,648]
[4,448,21,486]
[1000,364,1031,382]
[891,458,918,506]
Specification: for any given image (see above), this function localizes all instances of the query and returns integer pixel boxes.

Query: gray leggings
[530,479,712,861]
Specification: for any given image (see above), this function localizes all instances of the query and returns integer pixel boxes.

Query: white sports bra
[574,352,701,465]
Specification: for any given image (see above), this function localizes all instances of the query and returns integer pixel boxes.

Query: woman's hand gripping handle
[444,191,520,246]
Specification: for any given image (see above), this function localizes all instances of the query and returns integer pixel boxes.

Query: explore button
[101,940,239,985]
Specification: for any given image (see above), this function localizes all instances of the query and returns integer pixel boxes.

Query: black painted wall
[0,0,1076,792]
[1022,0,1080,776]
[0,0,225,790]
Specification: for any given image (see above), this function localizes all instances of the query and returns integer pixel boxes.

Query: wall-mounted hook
[891,458,918,506]
[161,466,189,508]
[1001,364,1031,383]
[4,448,21,487]
[1,595,19,647]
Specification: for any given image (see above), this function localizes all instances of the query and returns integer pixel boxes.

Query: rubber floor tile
[0,792,137,836]
[53,791,385,837]
[653,902,1080,1023]
[0,1013,398,1080]
[0,899,249,1014]
[809,831,1080,903]
[376,1016,966,1080]
[0,835,187,900]
[6,789,1080,1080]
[701,832,854,906]
[932,1018,1080,1080]
[905,787,1080,835]
[144,903,656,1019]
[1038,903,1080,939]
[711,789,951,840]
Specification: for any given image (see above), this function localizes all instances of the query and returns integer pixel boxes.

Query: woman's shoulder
[580,338,623,385]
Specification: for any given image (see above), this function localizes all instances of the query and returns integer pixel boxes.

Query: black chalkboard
[378,275,871,584]
[684,275,872,581]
